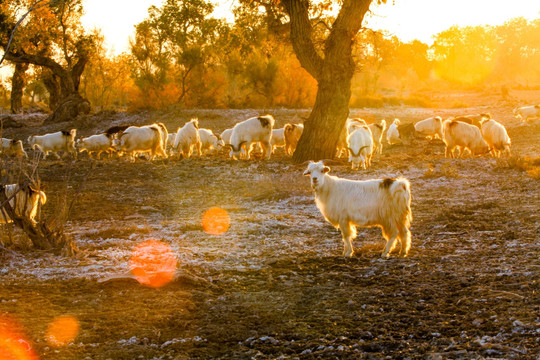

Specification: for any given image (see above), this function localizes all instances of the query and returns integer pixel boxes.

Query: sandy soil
[0,90,539,359]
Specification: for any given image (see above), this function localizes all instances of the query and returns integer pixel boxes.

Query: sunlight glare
[45,315,80,347]
[129,240,177,288]
[0,315,39,360]
[202,207,230,235]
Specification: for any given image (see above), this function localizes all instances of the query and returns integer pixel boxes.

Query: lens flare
[202,207,230,235]
[129,239,177,288]
[0,314,39,360]
[45,315,79,347]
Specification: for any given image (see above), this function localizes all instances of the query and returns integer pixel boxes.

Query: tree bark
[10,62,29,113]
[282,0,373,163]
[43,72,61,110]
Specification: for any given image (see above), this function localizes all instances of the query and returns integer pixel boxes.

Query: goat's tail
[390,178,412,227]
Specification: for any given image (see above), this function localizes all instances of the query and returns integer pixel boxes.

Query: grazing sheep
[27,130,77,159]
[1,138,27,158]
[117,124,167,161]
[443,120,490,158]
[347,126,373,170]
[514,105,540,122]
[386,119,401,145]
[173,119,201,159]
[76,134,113,159]
[481,119,511,157]
[227,115,275,160]
[199,128,224,154]
[414,116,443,140]
[368,120,387,154]
[304,161,412,258]
[1,184,47,225]
[284,123,304,155]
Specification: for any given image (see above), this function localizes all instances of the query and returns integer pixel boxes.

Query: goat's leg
[381,229,399,259]
[398,226,412,257]
[340,222,355,257]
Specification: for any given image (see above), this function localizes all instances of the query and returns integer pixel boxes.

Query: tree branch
[0,0,54,66]
[281,0,323,80]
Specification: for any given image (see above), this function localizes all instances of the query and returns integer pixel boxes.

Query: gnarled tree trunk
[10,62,29,114]
[282,0,374,163]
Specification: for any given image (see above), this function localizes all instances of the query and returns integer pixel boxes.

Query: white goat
[27,130,77,159]
[481,119,511,157]
[414,116,443,140]
[514,105,540,122]
[368,120,386,154]
[227,115,274,160]
[337,118,367,157]
[199,128,224,154]
[220,129,233,145]
[117,124,167,161]
[166,133,176,154]
[1,184,47,225]
[304,161,412,258]
[270,128,286,153]
[155,123,169,157]
[386,119,401,145]
[283,123,304,155]
[347,126,373,170]
[77,134,113,159]
[1,138,27,158]
[443,120,490,158]
[173,119,201,158]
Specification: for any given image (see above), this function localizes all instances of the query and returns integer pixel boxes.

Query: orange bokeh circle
[46,315,79,347]
[129,240,177,288]
[0,314,39,360]
[202,207,230,235]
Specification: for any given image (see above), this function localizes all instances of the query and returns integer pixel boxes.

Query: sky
[57,0,540,55]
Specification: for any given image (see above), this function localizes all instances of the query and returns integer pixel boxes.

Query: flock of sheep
[0,103,537,258]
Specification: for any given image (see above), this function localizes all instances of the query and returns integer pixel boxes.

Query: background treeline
[1,0,539,112]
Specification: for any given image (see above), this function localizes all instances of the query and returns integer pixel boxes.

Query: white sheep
[368,120,386,154]
[283,123,304,155]
[347,126,373,170]
[155,123,169,158]
[304,161,412,258]
[513,105,540,122]
[1,184,47,225]
[481,119,511,157]
[1,138,27,158]
[117,124,167,161]
[27,130,77,159]
[414,116,443,140]
[227,115,275,160]
[386,119,401,145]
[199,128,224,154]
[77,134,113,159]
[443,120,490,158]
[173,119,201,158]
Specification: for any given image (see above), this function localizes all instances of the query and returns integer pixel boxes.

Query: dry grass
[496,155,540,179]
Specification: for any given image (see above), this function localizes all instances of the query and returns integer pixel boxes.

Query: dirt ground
[0,90,539,359]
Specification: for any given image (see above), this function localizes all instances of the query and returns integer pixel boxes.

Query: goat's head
[303,161,330,190]
[227,141,247,160]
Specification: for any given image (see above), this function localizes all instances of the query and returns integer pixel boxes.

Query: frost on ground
[0,97,539,359]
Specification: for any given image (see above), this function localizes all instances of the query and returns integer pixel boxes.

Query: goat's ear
[303,170,310,176]
[322,166,330,173]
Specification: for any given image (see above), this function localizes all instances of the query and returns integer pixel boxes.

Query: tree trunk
[283,0,373,163]
[44,92,90,124]
[293,75,351,161]
[10,62,29,114]
[43,72,61,111]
